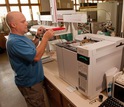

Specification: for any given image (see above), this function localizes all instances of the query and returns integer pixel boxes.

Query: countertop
[43,52,107,107]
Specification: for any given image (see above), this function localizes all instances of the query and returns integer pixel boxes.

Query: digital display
[77,54,90,65]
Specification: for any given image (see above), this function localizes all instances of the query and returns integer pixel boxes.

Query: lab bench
[43,54,107,107]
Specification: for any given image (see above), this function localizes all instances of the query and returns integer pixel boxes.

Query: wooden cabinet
[44,78,76,107]
[62,96,76,107]
[0,33,7,49]
[44,78,62,107]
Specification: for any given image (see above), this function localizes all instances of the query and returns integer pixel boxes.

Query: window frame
[0,0,41,20]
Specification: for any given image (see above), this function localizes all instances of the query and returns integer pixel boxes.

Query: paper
[66,86,76,93]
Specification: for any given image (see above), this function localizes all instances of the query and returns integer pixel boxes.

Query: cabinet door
[44,78,62,107]
[0,33,6,49]
[62,96,76,107]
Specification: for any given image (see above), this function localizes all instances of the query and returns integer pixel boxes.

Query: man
[5,11,54,107]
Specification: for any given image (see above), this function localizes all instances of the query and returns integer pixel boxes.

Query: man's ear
[11,22,16,28]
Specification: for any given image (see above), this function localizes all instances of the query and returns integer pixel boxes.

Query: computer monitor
[113,82,124,105]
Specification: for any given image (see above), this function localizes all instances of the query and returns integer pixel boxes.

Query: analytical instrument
[56,33,124,99]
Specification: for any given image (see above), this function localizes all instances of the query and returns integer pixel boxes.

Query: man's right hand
[36,27,46,37]
[42,29,54,41]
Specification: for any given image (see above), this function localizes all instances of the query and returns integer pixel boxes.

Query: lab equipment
[77,34,124,99]
[56,33,124,99]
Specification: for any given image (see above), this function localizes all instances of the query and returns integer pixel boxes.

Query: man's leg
[17,82,46,107]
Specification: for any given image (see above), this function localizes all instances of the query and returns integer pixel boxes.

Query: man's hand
[42,29,54,41]
[36,27,46,37]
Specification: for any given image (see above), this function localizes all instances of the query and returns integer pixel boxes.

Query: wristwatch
[35,35,39,39]
[35,35,42,41]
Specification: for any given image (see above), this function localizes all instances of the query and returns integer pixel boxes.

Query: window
[31,0,38,4]
[0,0,41,21]
[32,6,40,20]
[0,0,5,4]
[20,0,28,4]
[72,0,80,11]
[8,0,18,4]
[21,6,31,21]
[10,6,19,11]
[0,7,7,23]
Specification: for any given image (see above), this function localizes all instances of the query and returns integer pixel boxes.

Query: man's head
[6,11,28,35]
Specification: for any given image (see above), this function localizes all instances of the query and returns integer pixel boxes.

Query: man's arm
[32,36,40,46]
[33,28,54,61]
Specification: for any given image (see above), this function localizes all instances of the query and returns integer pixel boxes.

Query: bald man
[6,11,54,107]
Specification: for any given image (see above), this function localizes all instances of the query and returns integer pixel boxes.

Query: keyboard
[99,97,124,107]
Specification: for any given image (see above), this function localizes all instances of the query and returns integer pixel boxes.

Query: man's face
[14,13,28,35]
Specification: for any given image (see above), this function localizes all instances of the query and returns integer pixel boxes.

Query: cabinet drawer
[62,96,76,107]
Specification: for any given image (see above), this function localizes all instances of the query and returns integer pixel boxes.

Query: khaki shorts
[17,82,48,107]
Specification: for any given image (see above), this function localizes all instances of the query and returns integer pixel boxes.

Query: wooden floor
[0,51,27,107]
